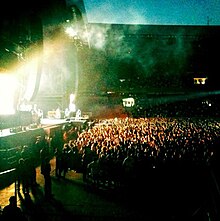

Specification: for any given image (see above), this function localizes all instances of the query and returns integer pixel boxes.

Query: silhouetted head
[9,196,16,205]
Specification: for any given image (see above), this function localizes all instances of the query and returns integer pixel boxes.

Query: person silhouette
[1,196,27,221]
[41,156,52,199]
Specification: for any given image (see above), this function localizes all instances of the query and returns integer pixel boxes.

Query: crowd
[58,117,220,189]
[1,102,220,219]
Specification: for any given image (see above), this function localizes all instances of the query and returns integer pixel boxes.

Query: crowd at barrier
[58,116,220,189]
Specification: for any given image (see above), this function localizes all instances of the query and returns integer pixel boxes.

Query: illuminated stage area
[41,116,87,123]
[0,115,90,174]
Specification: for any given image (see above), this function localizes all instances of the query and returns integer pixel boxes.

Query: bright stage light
[65,26,78,37]
[69,93,76,112]
[122,97,135,107]
[0,74,18,115]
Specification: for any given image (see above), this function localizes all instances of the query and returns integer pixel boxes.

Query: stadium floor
[0,157,219,221]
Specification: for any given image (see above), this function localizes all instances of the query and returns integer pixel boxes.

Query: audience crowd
[60,116,220,188]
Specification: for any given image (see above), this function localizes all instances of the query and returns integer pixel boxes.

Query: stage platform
[40,117,88,126]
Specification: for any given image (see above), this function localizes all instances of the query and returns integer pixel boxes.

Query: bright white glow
[70,93,75,102]
[193,77,207,85]
[81,30,91,47]
[41,118,66,125]
[23,58,39,101]
[88,25,108,50]
[119,79,126,82]
[69,93,76,112]
[69,103,76,112]
[0,74,17,115]
[65,27,78,37]
[122,97,135,107]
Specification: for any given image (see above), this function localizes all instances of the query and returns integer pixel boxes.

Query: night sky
[83,0,220,26]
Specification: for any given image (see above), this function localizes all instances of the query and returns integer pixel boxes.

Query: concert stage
[40,117,88,126]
